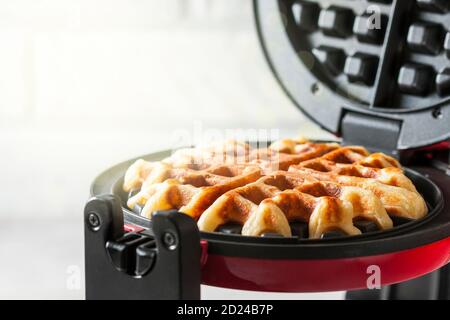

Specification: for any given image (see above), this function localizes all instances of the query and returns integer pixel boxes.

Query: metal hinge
[84,195,201,300]
[341,112,402,157]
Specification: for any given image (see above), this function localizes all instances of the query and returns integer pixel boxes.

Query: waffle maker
[84,0,450,300]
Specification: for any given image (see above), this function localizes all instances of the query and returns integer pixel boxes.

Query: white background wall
[0,0,339,299]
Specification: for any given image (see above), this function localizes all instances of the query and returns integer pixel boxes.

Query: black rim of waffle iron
[90,147,445,259]
[254,0,450,149]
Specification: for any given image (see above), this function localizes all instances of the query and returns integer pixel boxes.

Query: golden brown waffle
[127,163,262,219]
[161,139,340,173]
[198,171,393,238]
[289,149,427,219]
[124,139,339,192]
[163,140,252,169]
[123,139,427,238]
[123,140,252,193]
[249,142,340,173]
[294,158,416,191]
[315,145,402,168]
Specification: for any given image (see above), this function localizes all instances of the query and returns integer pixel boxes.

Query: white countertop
[0,218,344,299]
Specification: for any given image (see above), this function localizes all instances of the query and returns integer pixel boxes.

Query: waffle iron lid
[255,0,450,151]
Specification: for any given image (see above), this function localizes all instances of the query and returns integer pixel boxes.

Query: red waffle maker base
[86,147,450,299]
